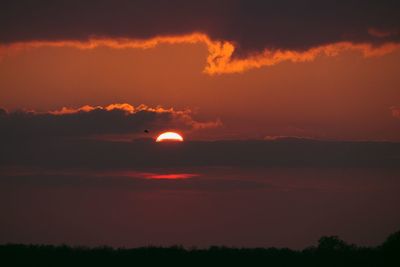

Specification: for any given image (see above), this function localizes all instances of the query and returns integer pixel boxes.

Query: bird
[144,129,149,133]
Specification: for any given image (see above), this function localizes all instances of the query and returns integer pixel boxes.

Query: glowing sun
[156,132,184,142]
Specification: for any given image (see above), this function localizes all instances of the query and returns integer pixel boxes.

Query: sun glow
[156,132,184,142]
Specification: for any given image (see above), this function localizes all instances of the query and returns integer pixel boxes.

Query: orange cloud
[1,33,399,74]
[50,105,100,115]
[50,103,178,115]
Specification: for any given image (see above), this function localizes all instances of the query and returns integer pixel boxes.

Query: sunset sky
[1,0,400,249]
[1,0,400,141]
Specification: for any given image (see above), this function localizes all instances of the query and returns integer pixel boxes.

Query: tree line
[0,230,399,266]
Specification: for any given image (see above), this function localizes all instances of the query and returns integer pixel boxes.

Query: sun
[156,131,184,142]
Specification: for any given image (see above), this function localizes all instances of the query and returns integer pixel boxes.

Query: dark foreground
[1,231,399,266]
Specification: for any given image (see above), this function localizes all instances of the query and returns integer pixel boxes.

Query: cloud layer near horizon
[1,0,400,73]
[0,103,221,139]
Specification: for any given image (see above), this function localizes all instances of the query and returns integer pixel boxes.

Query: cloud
[1,0,400,74]
[0,108,7,116]
[263,135,317,141]
[1,137,399,170]
[0,33,398,75]
[0,168,267,192]
[368,28,399,38]
[0,103,221,139]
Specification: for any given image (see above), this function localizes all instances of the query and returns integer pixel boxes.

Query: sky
[1,0,400,141]
[1,0,400,248]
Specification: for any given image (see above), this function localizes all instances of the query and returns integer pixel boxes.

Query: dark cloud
[1,0,400,56]
[1,137,399,170]
[0,108,7,116]
[0,104,398,169]
[263,135,318,141]
[0,104,220,140]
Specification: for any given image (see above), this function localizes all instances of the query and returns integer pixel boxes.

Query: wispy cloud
[1,36,399,74]
[1,1,400,74]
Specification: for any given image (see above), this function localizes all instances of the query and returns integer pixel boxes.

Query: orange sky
[1,38,400,141]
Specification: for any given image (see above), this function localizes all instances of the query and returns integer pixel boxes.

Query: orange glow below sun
[156,132,184,142]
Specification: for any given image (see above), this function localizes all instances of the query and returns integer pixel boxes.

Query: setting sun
[1,1,400,260]
[156,132,184,142]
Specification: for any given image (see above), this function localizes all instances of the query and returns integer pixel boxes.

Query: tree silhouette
[317,236,351,251]
[381,230,400,265]
[382,230,400,252]
[0,230,398,266]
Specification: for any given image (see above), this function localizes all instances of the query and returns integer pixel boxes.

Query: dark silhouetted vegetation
[1,231,399,266]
